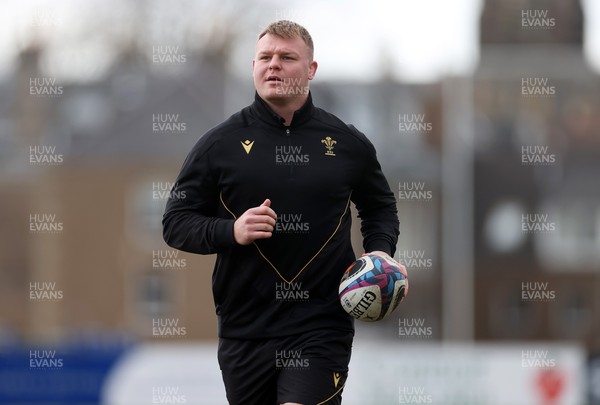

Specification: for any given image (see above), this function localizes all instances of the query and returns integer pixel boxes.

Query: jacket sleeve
[350,129,399,256]
[162,136,236,254]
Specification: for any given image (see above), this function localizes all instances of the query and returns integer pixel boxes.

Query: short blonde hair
[258,20,314,60]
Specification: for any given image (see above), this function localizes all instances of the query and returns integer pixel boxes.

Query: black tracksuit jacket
[162,92,399,339]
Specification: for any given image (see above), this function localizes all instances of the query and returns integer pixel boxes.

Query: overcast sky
[0,0,599,83]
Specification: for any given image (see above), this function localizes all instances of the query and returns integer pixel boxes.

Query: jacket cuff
[364,238,395,257]
[213,218,236,249]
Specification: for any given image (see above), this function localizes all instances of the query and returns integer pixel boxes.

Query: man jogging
[163,20,402,405]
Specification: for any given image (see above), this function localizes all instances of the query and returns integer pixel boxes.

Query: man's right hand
[233,199,277,245]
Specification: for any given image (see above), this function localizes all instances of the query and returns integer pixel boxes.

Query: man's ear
[308,60,318,80]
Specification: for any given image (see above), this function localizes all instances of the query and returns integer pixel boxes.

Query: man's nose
[268,55,281,70]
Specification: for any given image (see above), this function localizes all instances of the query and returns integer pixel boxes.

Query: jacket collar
[252,91,315,127]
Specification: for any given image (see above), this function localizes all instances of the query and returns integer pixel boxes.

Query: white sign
[102,342,585,405]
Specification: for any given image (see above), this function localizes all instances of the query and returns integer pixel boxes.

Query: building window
[535,199,600,271]
[126,178,169,250]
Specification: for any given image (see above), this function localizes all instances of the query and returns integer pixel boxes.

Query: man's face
[253,34,317,103]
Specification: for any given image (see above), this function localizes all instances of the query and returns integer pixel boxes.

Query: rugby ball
[339,254,408,321]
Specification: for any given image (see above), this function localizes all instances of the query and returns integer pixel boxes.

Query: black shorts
[218,329,354,405]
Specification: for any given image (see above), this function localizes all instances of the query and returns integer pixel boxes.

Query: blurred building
[1,45,238,342]
[474,0,600,350]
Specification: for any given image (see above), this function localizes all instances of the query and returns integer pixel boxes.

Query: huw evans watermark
[521,77,556,97]
[29,214,63,234]
[152,318,187,337]
[398,114,432,134]
[275,282,309,301]
[152,45,187,64]
[275,145,310,165]
[152,113,187,133]
[276,213,310,234]
[398,182,433,202]
[275,350,309,370]
[152,182,186,200]
[274,8,306,20]
[29,350,63,370]
[30,282,63,301]
[522,349,556,368]
[274,77,309,97]
[29,145,63,165]
[521,145,556,165]
[399,386,433,404]
[398,318,433,338]
[152,250,187,270]
[521,281,556,302]
[29,77,63,97]
[396,250,433,271]
[521,10,556,29]
[522,213,556,234]
[152,386,187,404]
[273,7,328,22]
[29,8,63,27]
